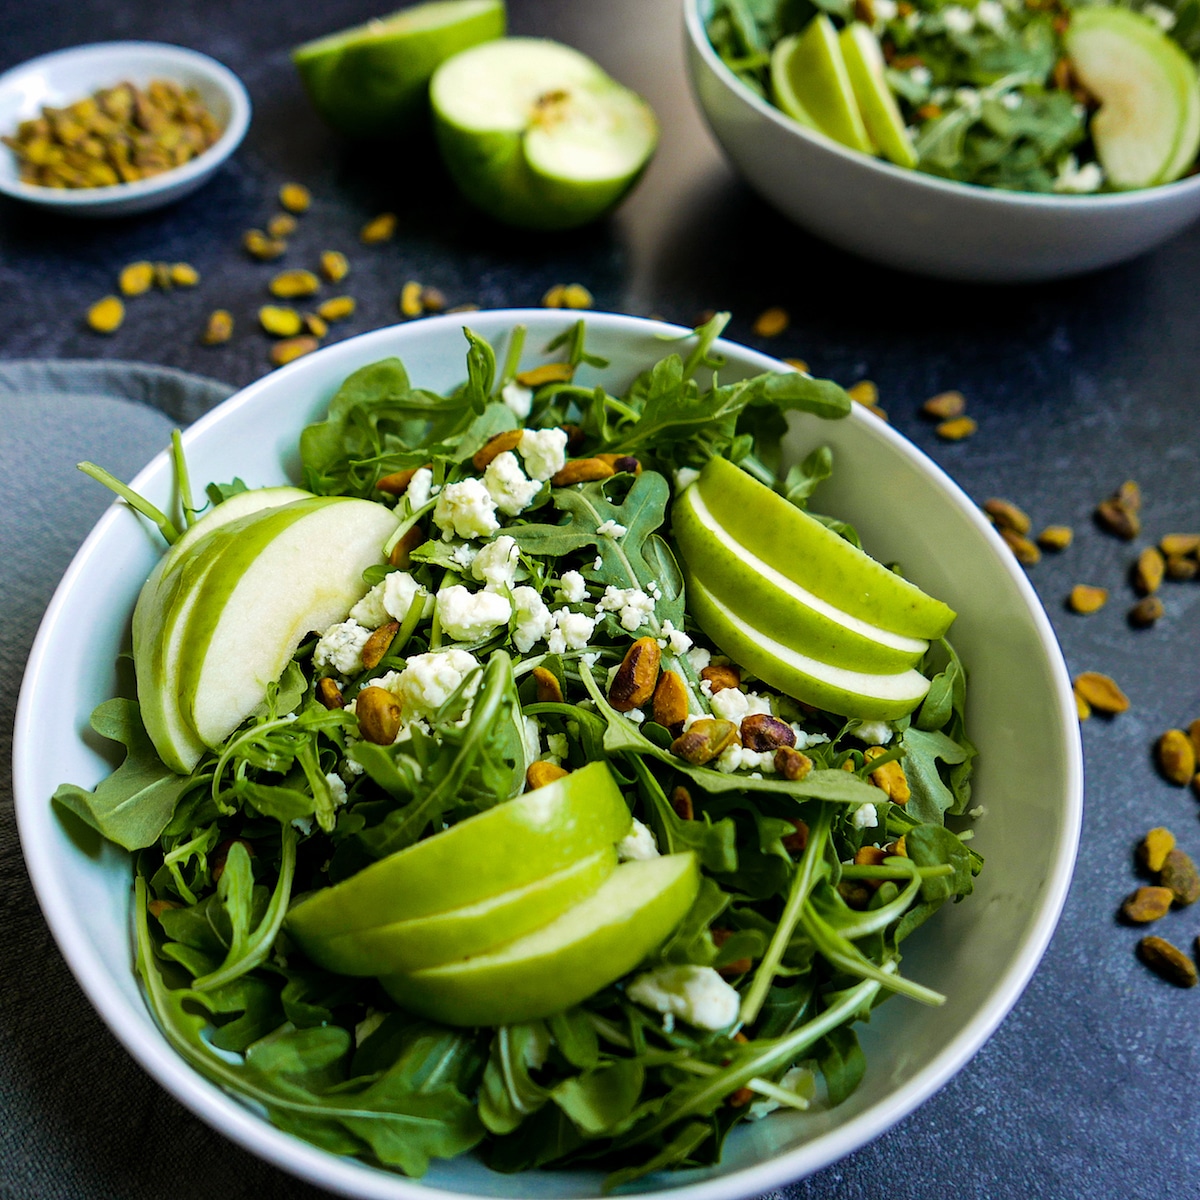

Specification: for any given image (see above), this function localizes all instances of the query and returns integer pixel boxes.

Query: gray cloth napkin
[0,362,340,1199]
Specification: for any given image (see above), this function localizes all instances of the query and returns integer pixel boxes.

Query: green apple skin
[430,38,658,231]
[687,574,932,720]
[293,0,506,139]
[381,852,700,1027]
[132,487,313,773]
[772,15,873,154]
[769,34,822,132]
[672,486,927,675]
[291,846,617,976]
[687,456,955,640]
[286,760,631,940]
[1066,7,1200,188]
[839,23,917,169]
[175,497,399,750]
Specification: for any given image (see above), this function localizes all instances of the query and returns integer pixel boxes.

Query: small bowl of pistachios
[0,41,250,217]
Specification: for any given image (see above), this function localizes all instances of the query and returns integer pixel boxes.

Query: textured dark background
[2,1,1199,1198]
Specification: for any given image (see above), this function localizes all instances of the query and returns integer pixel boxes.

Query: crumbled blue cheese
[511,586,554,654]
[394,649,480,717]
[557,569,587,603]
[406,467,433,510]
[746,1065,815,1120]
[548,607,596,655]
[851,720,894,746]
[471,534,520,591]
[596,519,627,538]
[596,585,655,632]
[325,772,348,809]
[1053,154,1104,194]
[501,380,534,419]
[313,619,372,675]
[626,965,740,1032]
[674,466,700,491]
[433,478,500,540]
[436,585,512,642]
[975,0,1006,30]
[709,687,773,724]
[792,727,830,751]
[909,64,932,88]
[716,744,777,774]
[451,542,478,571]
[483,450,541,516]
[872,0,897,20]
[942,5,975,32]
[686,646,712,673]
[518,427,568,481]
[351,571,432,628]
[851,803,879,830]
[616,817,660,861]
[658,619,693,656]
[1144,1,1177,30]
[545,732,569,763]
[1001,91,1022,111]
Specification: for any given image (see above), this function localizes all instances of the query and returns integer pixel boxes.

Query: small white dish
[0,41,250,217]
[13,311,1082,1197]
[683,0,1200,282]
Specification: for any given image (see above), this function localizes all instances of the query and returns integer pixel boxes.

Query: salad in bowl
[14,311,1081,1197]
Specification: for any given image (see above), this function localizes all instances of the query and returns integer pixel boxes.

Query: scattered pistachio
[361,620,400,672]
[317,295,356,322]
[922,390,966,419]
[1139,827,1176,874]
[542,284,568,307]
[983,497,1032,534]
[421,285,447,313]
[1128,596,1164,628]
[1037,524,1073,551]
[446,302,480,313]
[360,212,396,243]
[561,283,593,309]
[752,306,789,337]
[740,713,795,751]
[388,524,424,569]
[376,468,419,496]
[399,280,423,317]
[532,666,564,705]
[269,269,320,299]
[936,415,978,441]
[775,746,814,781]
[86,295,124,333]
[551,457,615,485]
[319,250,349,283]
[847,380,887,420]
[355,686,401,745]
[671,718,739,765]
[118,261,154,296]
[1095,481,1141,539]
[864,746,910,804]
[527,761,569,789]
[1157,729,1196,785]
[1138,936,1198,987]
[781,815,810,850]
[315,677,344,709]
[516,362,574,387]
[259,305,304,337]
[783,356,810,373]
[269,335,319,366]
[152,262,174,290]
[472,429,524,471]
[1160,848,1200,905]
[243,229,286,261]
[1160,532,1200,557]
[652,670,688,732]
[303,313,328,338]
[1133,547,1165,594]
[1069,584,1108,614]
[1165,554,1198,580]
[267,212,297,239]
[670,785,694,821]
[1000,526,1041,565]
[279,182,311,213]
[201,309,233,345]
[701,664,741,693]
[1074,688,1091,721]
[1072,671,1129,714]
[608,637,662,712]
[169,262,199,287]
[1121,885,1174,923]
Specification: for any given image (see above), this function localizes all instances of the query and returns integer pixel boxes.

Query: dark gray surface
[1,2,1198,1199]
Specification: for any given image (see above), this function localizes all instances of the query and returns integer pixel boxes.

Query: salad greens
[58,316,981,1185]
[707,0,1200,192]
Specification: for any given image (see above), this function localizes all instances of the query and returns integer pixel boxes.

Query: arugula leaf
[900,727,973,824]
[53,698,199,851]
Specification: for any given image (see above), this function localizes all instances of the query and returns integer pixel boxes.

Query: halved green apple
[292,846,617,975]
[381,852,700,1026]
[430,37,658,230]
[286,760,631,941]
[839,22,917,169]
[769,15,873,154]
[1065,7,1200,188]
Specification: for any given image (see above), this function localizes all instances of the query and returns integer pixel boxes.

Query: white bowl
[13,310,1082,1198]
[683,0,1200,282]
[0,41,250,217]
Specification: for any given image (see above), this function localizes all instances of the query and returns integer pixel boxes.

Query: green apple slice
[1065,7,1200,189]
[292,846,617,975]
[430,37,658,230]
[381,852,700,1026]
[688,456,955,640]
[839,23,917,169]
[768,15,873,155]
[286,760,631,940]
[688,574,932,720]
[293,0,506,138]
[673,485,928,674]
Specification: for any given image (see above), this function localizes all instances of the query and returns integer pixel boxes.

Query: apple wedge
[1066,7,1200,189]
[381,852,700,1026]
[291,847,617,975]
[839,22,917,169]
[285,760,632,940]
[430,37,658,230]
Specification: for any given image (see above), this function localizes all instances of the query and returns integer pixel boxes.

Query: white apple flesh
[839,22,917,169]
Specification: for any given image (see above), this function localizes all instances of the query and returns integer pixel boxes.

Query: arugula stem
[170,430,198,528]
[77,461,179,545]
[740,804,832,1027]
[497,324,527,389]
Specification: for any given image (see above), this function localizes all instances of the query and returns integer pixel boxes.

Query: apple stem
[77,461,180,545]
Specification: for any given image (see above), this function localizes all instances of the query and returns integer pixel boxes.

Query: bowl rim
[12,309,1084,1199]
[683,0,1200,210]
[0,39,251,209]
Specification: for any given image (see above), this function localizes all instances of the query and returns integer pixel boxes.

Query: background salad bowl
[683,0,1200,283]
[13,310,1082,1198]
